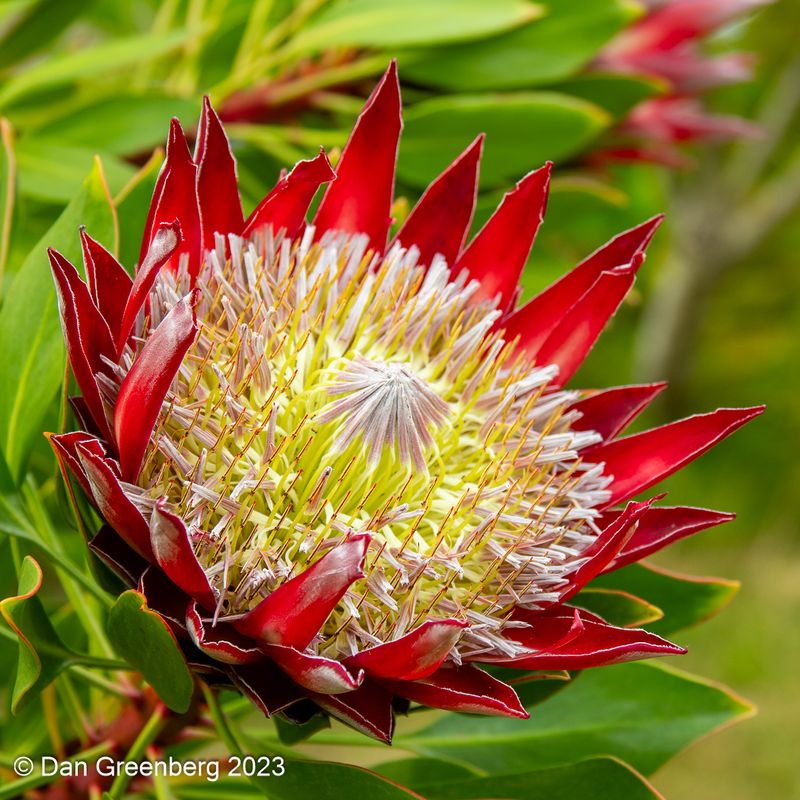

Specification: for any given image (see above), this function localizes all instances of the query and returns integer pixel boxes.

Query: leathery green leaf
[107,590,194,713]
[398,93,610,189]
[0,27,201,109]
[15,138,135,202]
[593,562,740,636]
[574,587,664,627]
[0,556,79,712]
[288,0,543,52]
[377,757,663,799]
[0,157,115,482]
[398,661,753,776]
[401,0,640,90]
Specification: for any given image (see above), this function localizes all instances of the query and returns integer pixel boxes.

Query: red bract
[49,64,763,743]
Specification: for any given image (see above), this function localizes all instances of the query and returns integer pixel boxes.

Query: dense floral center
[126,229,610,660]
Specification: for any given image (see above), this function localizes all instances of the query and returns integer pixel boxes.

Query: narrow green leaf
[574,587,664,627]
[592,563,740,635]
[29,92,198,156]
[0,27,202,109]
[400,661,753,775]
[0,116,15,290]
[554,72,666,118]
[0,0,86,71]
[401,0,640,90]
[375,758,478,788]
[0,158,115,481]
[252,760,426,800]
[273,713,330,745]
[15,138,135,202]
[0,555,78,712]
[288,0,543,52]
[106,590,194,714]
[399,93,610,189]
[379,757,662,799]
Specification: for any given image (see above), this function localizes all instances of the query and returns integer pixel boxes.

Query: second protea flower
[49,63,762,742]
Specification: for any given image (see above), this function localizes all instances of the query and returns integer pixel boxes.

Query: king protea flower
[48,63,763,742]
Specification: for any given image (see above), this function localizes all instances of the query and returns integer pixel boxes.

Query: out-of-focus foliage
[0,0,796,798]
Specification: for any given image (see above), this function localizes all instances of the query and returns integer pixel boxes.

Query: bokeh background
[0,1,797,797]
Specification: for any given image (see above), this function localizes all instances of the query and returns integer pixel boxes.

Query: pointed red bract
[114,290,199,481]
[91,525,149,587]
[230,661,306,717]
[505,606,685,669]
[604,505,736,570]
[455,163,551,313]
[502,217,661,354]
[235,535,370,649]
[141,119,201,277]
[570,383,667,440]
[387,664,528,719]
[139,566,191,632]
[150,500,216,610]
[393,135,483,268]
[49,431,101,499]
[560,500,651,602]
[313,61,401,252]
[532,265,639,388]
[266,644,364,694]
[77,443,154,560]
[585,406,766,508]
[49,249,116,440]
[195,96,244,248]
[346,619,467,681]
[244,150,334,240]
[80,229,133,343]
[117,221,181,356]
[185,602,264,665]
[310,680,395,743]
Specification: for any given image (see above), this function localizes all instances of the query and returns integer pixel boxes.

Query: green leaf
[15,139,135,202]
[289,0,543,52]
[273,713,330,745]
[378,757,662,799]
[255,760,426,800]
[29,92,198,156]
[0,27,202,109]
[107,590,194,713]
[375,758,478,787]
[592,563,740,636]
[0,0,86,71]
[399,661,753,775]
[554,72,666,118]
[0,556,79,712]
[399,93,610,189]
[172,762,427,800]
[573,587,664,627]
[401,0,640,90]
[0,157,115,482]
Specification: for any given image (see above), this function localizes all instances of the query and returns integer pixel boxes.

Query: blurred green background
[0,0,797,797]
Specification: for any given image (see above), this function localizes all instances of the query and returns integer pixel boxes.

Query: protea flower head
[48,62,763,742]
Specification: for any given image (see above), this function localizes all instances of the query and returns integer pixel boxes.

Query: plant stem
[69,665,135,697]
[107,704,168,799]
[0,117,15,297]
[201,683,244,757]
